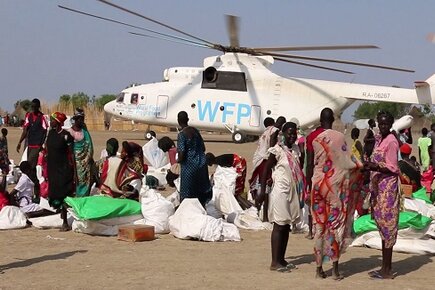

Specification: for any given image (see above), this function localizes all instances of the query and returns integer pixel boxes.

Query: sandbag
[140,187,174,234]
[353,211,432,235]
[168,198,240,242]
[65,196,141,221]
[0,206,27,230]
[211,166,243,216]
[142,138,168,169]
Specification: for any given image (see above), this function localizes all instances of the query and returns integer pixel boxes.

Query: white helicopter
[60,1,435,143]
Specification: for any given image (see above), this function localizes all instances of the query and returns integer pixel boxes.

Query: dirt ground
[1,127,434,290]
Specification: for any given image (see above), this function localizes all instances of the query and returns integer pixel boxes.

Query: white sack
[403,198,435,219]
[168,198,240,242]
[166,191,180,208]
[29,213,74,229]
[142,138,168,169]
[72,214,143,236]
[233,207,272,231]
[351,221,435,254]
[147,163,170,186]
[0,206,27,230]
[392,115,413,132]
[211,166,243,216]
[140,187,174,234]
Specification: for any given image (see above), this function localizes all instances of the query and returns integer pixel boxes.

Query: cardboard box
[401,184,413,198]
[118,225,155,242]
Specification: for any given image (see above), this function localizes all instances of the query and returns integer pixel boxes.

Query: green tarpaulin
[65,196,141,220]
[353,211,432,235]
[412,187,432,204]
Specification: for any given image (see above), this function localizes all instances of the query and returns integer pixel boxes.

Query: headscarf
[51,112,67,126]
[400,143,412,155]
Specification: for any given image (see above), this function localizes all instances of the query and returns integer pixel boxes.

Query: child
[9,161,42,214]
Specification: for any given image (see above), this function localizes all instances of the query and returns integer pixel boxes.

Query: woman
[46,112,74,231]
[256,122,304,272]
[177,111,212,206]
[67,108,94,197]
[100,138,142,198]
[310,108,358,280]
[365,110,399,279]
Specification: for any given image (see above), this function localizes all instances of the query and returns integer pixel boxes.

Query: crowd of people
[1,100,433,281]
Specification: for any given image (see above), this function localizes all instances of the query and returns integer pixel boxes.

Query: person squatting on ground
[309,108,360,280]
[256,122,304,272]
[177,111,212,207]
[364,110,400,280]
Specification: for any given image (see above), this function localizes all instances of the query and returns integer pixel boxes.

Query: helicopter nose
[104,100,115,114]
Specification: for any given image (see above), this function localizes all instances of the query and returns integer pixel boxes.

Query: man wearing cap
[16,98,48,197]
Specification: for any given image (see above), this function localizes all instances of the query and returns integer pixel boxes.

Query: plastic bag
[211,166,243,216]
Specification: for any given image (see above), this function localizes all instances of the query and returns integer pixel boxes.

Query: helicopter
[60,0,435,143]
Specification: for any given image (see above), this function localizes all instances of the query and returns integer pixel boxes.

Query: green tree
[95,94,116,111]
[353,102,411,120]
[19,99,32,112]
[71,92,90,108]
[59,94,71,106]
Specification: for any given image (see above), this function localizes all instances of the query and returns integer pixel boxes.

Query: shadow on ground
[0,250,87,274]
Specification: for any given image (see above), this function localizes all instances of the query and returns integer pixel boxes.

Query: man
[363,118,377,160]
[306,107,358,280]
[16,98,48,197]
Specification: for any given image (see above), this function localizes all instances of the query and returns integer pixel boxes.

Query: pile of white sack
[351,197,435,254]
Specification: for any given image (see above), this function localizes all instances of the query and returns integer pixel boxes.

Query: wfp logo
[197,100,251,124]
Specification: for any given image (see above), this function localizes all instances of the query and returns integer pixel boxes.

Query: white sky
[1,0,434,122]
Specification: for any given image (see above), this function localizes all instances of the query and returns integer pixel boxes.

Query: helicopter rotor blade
[97,0,216,46]
[226,15,240,48]
[273,57,354,74]
[259,51,415,73]
[252,45,379,52]
[58,5,214,49]
[129,32,211,49]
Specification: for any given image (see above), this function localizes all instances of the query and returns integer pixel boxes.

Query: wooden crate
[118,225,155,242]
[401,184,414,198]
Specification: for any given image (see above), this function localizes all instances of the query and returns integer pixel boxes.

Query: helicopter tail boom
[415,74,435,105]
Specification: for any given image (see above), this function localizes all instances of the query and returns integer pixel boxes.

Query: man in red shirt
[16,99,48,198]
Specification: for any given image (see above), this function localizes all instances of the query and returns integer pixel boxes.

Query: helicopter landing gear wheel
[145,130,156,140]
[232,131,245,144]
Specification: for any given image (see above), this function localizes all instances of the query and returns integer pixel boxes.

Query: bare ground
[0,127,433,290]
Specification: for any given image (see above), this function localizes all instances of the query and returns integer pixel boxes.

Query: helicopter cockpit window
[131,93,138,105]
[201,68,247,92]
[116,93,125,103]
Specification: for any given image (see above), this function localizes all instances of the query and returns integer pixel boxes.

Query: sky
[1,0,434,122]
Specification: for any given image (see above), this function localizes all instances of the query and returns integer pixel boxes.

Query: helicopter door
[156,95,168,119]
[249,105,261,127]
